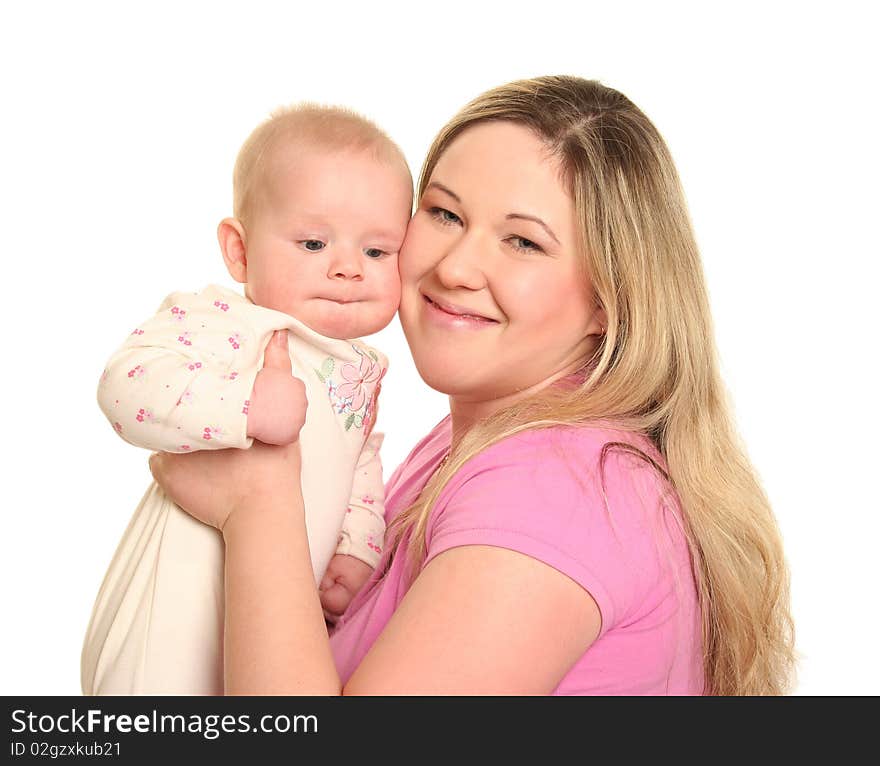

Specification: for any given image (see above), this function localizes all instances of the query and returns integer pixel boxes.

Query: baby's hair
[232,102,412,225]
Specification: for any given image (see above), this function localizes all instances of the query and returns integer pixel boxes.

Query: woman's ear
[589,303,608,338]
[218,218,248,283]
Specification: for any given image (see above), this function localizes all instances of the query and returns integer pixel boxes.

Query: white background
[1,1,876,695]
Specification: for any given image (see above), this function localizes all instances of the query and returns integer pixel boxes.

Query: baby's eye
[300,239,325,252]
[507,235,544,254]
[364,248,388,259]
[428,207,462,226]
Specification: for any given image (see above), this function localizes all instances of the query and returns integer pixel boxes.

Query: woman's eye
[428,207,462,226]
[301,240,325,252]
[508,236,543,253]
[364,247,387,259]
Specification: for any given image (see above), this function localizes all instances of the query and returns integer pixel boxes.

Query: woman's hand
[149,329,308,534]
[149,439,302,533]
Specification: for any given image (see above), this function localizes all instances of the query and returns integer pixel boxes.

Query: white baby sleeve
[335,431,387,569]
[97,287,260,453]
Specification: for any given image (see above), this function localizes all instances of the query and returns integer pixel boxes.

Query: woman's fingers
[263,329,292,373]
[148,451,167,485]
[149,450,220,526]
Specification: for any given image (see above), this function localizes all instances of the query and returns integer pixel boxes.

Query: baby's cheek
[258,282,305,317]
[386,279,403,313]
[372,267,403,318]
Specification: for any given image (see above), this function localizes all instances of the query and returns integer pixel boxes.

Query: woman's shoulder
[460,422,667,488]
[435,421,675,534]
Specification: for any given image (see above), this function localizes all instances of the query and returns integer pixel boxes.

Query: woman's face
[399,121,605,405]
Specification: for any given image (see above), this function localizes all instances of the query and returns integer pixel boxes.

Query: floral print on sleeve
[335,432,386,568]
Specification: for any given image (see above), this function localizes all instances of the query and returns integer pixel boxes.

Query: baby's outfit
[81,284,387,695]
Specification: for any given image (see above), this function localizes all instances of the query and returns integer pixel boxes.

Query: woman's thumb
[263,329,292,373]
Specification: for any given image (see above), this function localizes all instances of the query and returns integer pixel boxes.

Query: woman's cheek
[499,269,547,322]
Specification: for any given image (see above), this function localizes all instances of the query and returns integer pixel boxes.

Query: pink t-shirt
[330,416,704,695]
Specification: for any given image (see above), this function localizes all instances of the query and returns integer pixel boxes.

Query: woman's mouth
[422,293,499,327]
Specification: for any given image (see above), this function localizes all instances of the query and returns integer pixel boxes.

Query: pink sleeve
[423,428,683,639]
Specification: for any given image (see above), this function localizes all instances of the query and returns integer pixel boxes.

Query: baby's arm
[97,287,283,453]
[320,432,387,622]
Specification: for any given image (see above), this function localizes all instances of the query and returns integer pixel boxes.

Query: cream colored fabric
[81,285,387,695]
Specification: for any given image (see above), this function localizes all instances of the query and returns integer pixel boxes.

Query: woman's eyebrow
[424,181,461,202]
[506,213,560,245]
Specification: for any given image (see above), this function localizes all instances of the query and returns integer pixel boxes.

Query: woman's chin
[409,357,494,399]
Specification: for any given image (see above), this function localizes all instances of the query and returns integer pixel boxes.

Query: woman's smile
[421,292,500,328]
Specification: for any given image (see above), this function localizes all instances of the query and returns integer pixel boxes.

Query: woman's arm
[345,545,601,694]
[222,459,340,694]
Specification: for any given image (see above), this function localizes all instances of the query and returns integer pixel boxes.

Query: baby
[81,104,412,695]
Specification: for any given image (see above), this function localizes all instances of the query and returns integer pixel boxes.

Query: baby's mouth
[321,297,359,305]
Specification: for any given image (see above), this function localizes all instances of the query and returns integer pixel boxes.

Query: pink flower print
[177,331,193,346]
[366,534,382,555]
[186,361,203,371]
[202,426,225,441]
[127,364,145,380]
[227,332,243,350]
[180,444,191,451]
[221,371,239,381]
[337,352,383,412]
[135,408,156,424]
[131,328,144,336]
[241,399,250,415]
[170,306,187,321]
[361,495,374,505]
[213,300,230,312]
[113,422,123,433]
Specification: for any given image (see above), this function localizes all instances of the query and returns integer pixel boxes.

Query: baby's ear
[218,218,248,283]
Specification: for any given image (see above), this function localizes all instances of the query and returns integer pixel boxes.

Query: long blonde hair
[386,76,795,695]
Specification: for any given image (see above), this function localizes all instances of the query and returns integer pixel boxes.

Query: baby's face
[242,147,410,339]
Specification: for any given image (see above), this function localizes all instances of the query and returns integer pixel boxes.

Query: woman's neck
[447,364,589,450]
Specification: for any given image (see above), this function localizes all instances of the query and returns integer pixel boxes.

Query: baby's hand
[246,330,307,445]
[319,554,374,625]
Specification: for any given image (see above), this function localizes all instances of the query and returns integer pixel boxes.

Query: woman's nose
[433,231,488,291]
[327,246,364,281]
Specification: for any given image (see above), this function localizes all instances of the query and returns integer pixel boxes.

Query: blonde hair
[232,103,412,225]
[385,76,795,695]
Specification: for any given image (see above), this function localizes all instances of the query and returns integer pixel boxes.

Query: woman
[150,76,795,695]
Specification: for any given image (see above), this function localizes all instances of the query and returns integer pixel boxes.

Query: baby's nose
[327,246,364,280]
